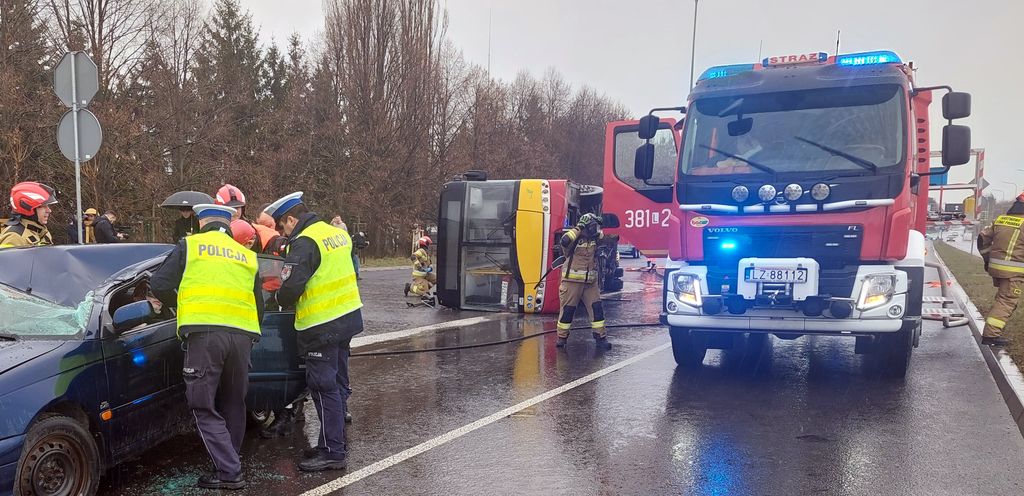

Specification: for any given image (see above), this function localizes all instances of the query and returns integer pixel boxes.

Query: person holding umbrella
[161,191,214,242]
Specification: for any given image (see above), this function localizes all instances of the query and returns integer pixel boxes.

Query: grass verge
[934,241,1024,364]
[359,256,410,268]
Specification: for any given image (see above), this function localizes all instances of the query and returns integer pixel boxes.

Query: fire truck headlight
[731,185,749,202]
[857,274,896,310]
[673,273,702,307]
[811,183,831,201]
[758,184,777,202]
[784,184,803,201]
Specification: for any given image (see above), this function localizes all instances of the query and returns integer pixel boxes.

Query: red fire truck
[611,49,972,376]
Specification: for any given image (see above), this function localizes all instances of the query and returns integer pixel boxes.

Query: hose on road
[350,321,663,357]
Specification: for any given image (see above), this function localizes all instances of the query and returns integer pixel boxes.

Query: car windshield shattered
[0,284,92,337]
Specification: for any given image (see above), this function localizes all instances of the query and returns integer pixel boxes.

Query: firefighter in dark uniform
[555,213,610,350]
[978,192,1024,346]
[151,203,262,490]
[0,182,58,249]
[266,191,363,472]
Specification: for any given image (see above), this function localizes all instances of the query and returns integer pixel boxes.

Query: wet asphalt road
[99,260,1024,495]
[357,267,491,337]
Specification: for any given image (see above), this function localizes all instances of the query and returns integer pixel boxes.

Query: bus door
[601,119,680,259]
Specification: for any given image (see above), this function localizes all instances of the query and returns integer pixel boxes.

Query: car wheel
[16,415,100,496]
[247,409,274,430]
[669,326,707,368]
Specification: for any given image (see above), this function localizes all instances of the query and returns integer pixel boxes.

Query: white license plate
[745,267,808,283]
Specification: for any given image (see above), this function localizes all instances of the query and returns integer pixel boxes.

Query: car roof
[0,244,173,307]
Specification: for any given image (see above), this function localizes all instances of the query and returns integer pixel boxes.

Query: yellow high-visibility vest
[177,230,261,336]
[294,221,363,330]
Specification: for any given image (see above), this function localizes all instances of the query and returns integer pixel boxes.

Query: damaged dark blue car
[0,245,305,495]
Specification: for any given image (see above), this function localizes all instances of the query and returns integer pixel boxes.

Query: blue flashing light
[698,64,755,82]
[836,50,901,67]
[720,241,737,250]
[131,349,146,367]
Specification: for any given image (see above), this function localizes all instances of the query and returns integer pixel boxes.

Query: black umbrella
[159,191,214,209]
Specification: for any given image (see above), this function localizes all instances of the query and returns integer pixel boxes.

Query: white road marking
[351,314,513,350]
[299,341,671,495]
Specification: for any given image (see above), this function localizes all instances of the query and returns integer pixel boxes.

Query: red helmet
[215,184,246,207]
[418,236,432,248]
[230,219,256,246]
[1018,191,1024,203]
[10,182,58,216]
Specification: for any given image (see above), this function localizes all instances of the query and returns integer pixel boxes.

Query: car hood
[0,340,64,376]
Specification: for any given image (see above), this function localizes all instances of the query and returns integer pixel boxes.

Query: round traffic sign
[57,109,103,163]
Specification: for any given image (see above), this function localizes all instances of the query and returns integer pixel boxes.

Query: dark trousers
[305,339,351,459]
[183,330,253,479]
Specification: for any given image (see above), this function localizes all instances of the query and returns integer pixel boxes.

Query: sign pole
[71,52,83,244]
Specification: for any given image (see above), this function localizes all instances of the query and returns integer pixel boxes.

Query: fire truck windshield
[680,84,905,178]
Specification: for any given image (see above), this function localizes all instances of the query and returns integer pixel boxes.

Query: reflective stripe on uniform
[557,321,572,330]
[990,259,1024,273]
[178,231,260,336]
[994,215,1024,228]
[591,320,606,329]
[1006,228,1021,262]
[295,221,363,330]
[986,317,1007,329]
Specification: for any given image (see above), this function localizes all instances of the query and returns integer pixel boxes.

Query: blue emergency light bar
[836,50,901,67]
[697,64,755,82]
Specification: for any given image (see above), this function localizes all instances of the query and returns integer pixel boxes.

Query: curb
[936,250,1024,437]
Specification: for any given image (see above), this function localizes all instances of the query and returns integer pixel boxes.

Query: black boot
[982,336,1011,346]
[556,337,567,348]
[198,472,246,490]
[299,452,348,472]
[404,283,411,297]
[260,409,294,439]
[594,333,611,350]
[345,410,353,423]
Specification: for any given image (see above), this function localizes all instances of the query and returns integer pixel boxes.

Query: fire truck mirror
[942,92,971,120]
[637,114,660,140]
[941,124,971,166]
[634,143,655,181]
[601,213,620,229]
[727,117,753,137]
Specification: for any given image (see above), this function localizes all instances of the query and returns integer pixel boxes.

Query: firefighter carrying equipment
[409,246,435,296]
[978,213,1024,338]
[560,226,603,284]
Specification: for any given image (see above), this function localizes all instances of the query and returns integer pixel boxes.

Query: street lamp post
[1004,181,1021,197]
[688,0,699,91]
[992,188,1006,202]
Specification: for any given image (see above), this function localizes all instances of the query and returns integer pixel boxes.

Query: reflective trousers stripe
[986,317,1007,329]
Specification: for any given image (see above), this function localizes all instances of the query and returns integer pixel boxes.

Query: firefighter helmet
[418,236,432,248]
[215,184,247,207]
[10,182,58,217]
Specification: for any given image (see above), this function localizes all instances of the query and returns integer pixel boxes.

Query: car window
[0,284,91,337]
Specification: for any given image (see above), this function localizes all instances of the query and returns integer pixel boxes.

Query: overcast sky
[247,0,1021,202]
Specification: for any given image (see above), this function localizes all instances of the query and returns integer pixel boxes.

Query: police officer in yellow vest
[978,193,1024,346]
[266,192,363,472]
[151,203,262,490]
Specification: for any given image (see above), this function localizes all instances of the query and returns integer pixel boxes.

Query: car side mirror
[637,115,660,140]
[601,213,620,229]
[112,300,155,333]
[634,143,655,181]
[942,92,971,120]
[941,124,971,166]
